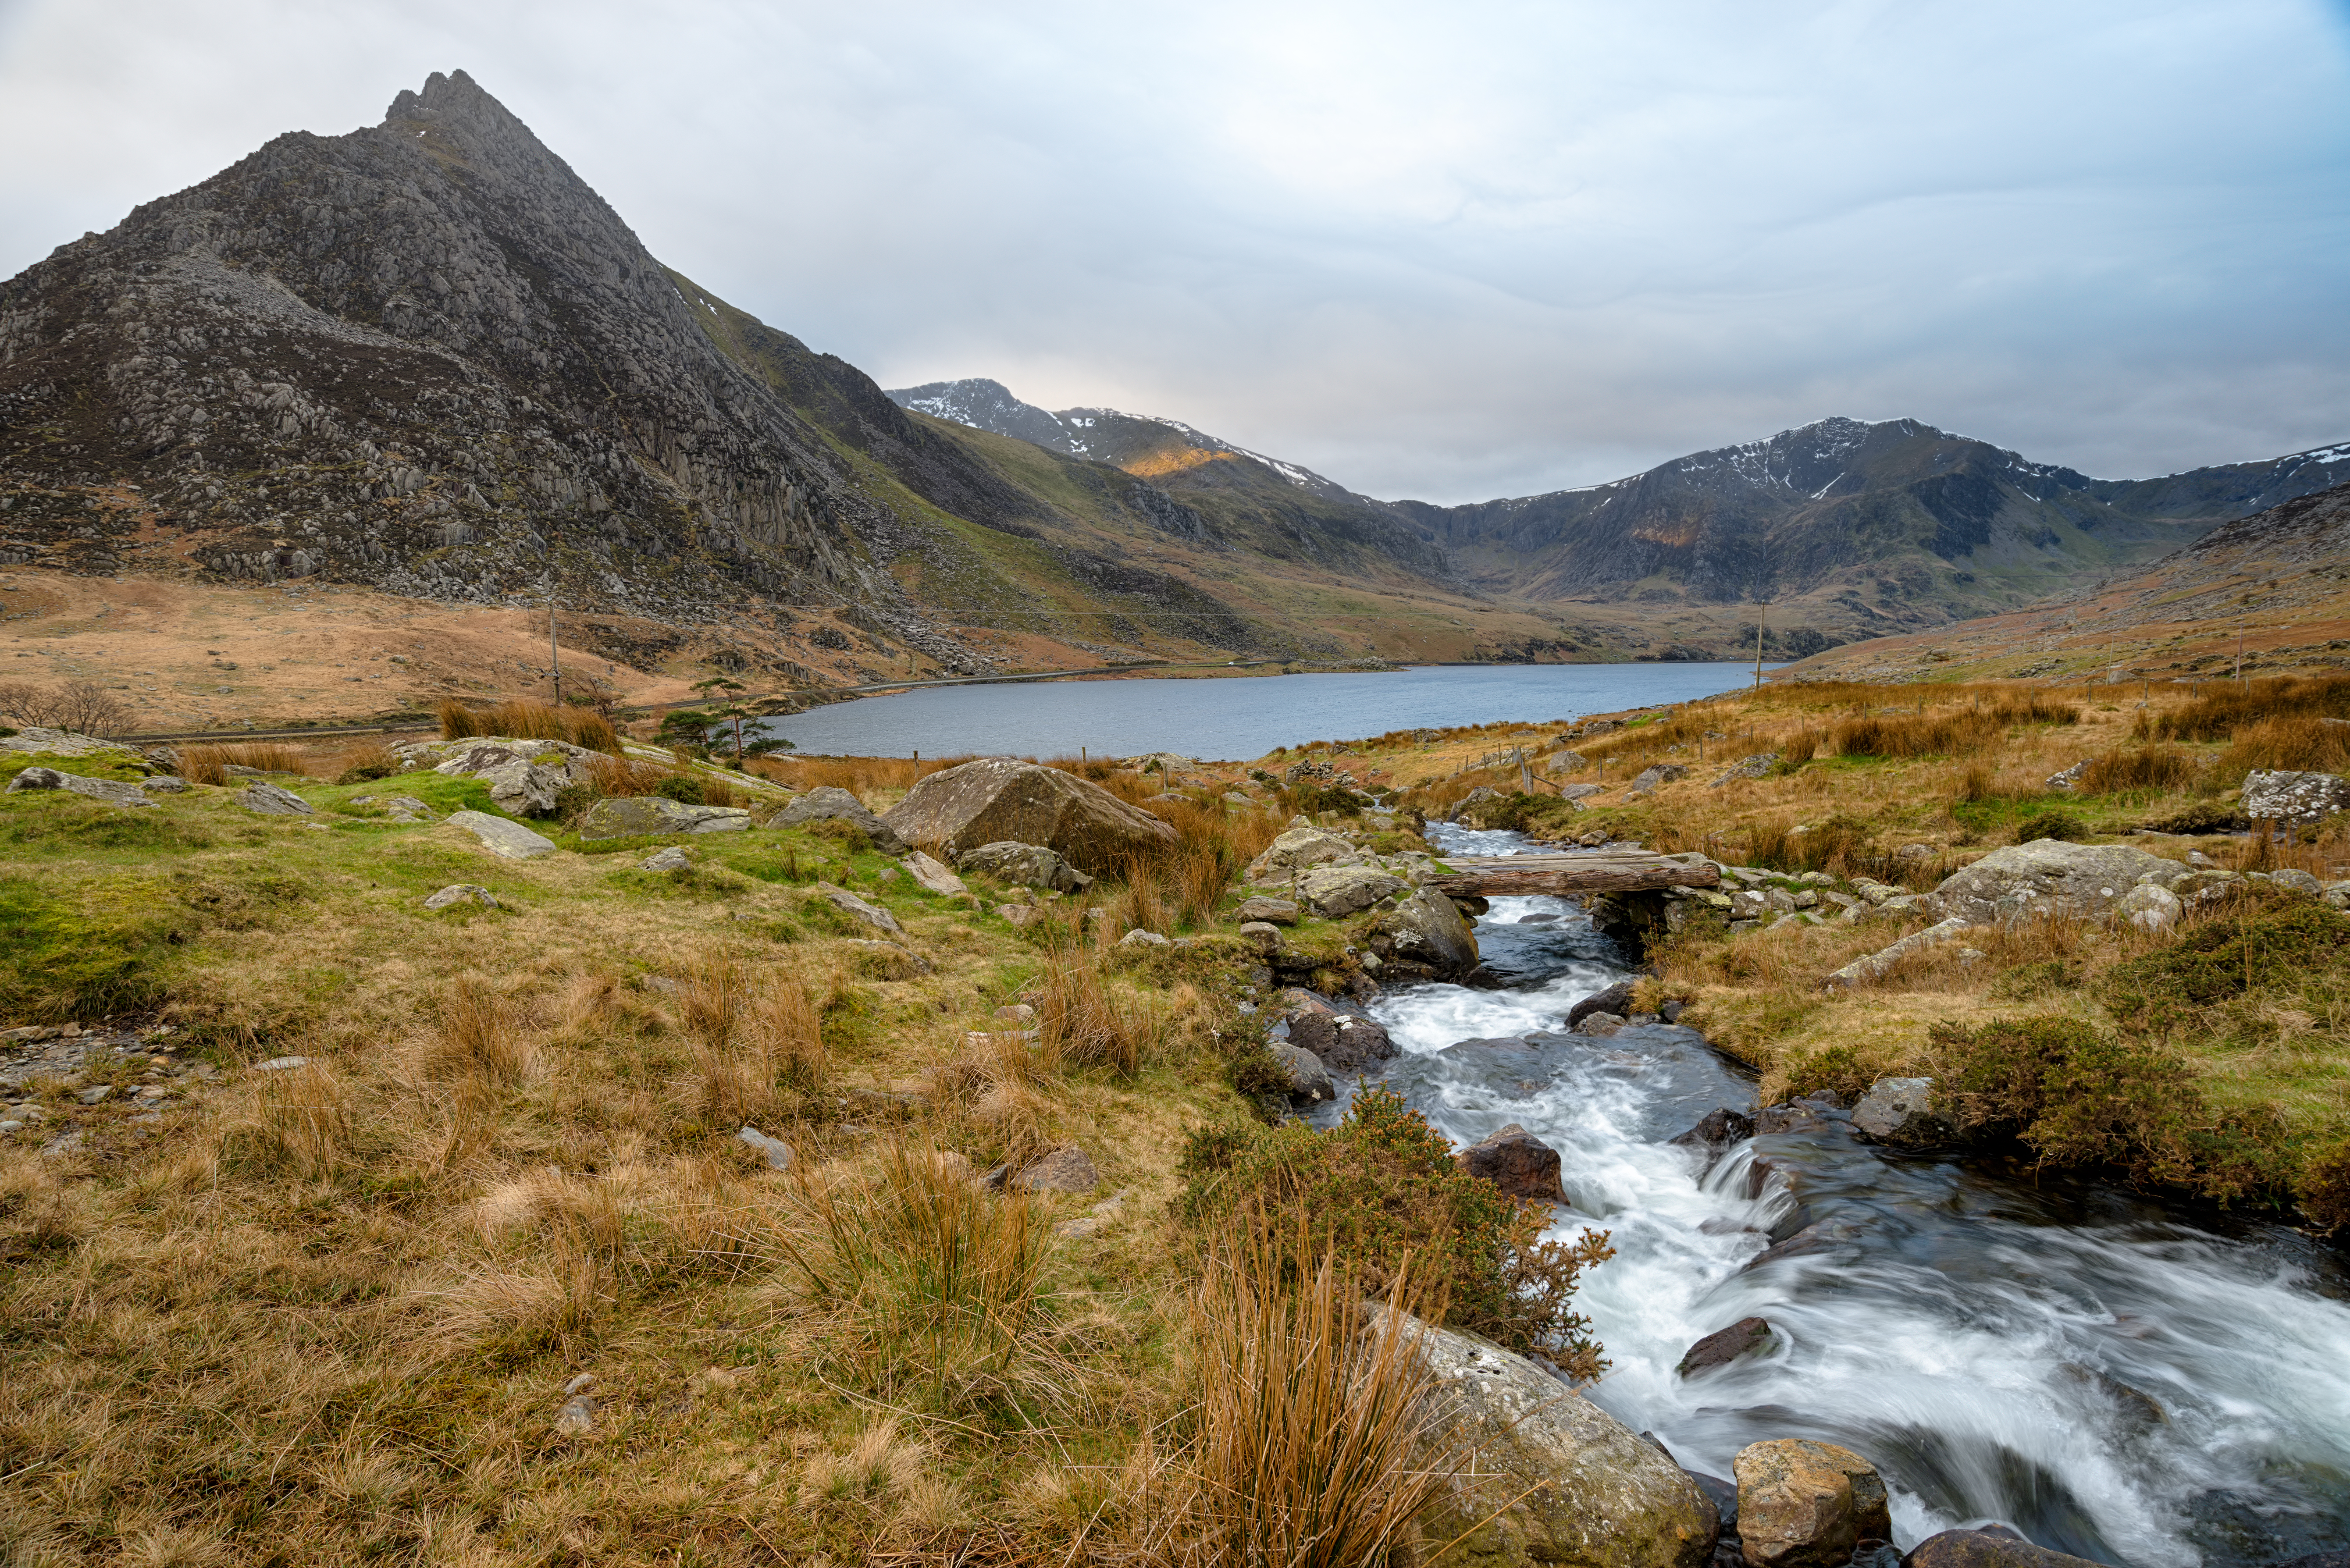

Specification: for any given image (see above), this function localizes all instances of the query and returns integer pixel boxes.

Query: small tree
[691,677,752,761]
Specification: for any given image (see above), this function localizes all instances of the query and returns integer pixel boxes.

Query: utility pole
[2236,627,2246,682]
[1753,601,1770,692]
[547,575,564,708]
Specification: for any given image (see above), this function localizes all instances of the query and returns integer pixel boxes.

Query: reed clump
[438,697,620,753]
[2138,675,2350,743]
[178,742,311,784]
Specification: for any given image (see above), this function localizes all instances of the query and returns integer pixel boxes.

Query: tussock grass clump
[2079,746,2200,796]
[2214,716,2350,782]
[216,1060,353,1180]
[1177,1087,1613,1370]
[1037,940,1153,1074]
[330,740,401,784]
[179,741,310,784]
[1834,698,2076,759]
[2138,674,2350,743]
[426,976,534,1087]
[438,697,620,753]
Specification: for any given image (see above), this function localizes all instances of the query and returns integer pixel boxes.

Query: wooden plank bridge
[1426,852,1719,898]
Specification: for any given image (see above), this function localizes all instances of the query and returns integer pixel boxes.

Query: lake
[756,661,1779,760]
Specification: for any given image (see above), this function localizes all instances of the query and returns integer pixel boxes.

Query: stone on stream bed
[1285,1003,1396,1073]
[1849,1077,1956,1147]
[1456,1123,1566,1201]
[1677,1316,1773,1377]
[1266,1042,1334,1102]
[1731,1439,1890,1568]
[1904,1528,2109,1568]
[1387,1309,1720,1568]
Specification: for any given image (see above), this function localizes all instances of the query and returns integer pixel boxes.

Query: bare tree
[0,679,132,736]
[0,681,63,728]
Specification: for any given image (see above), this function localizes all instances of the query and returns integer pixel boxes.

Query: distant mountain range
[890,379,2350,654]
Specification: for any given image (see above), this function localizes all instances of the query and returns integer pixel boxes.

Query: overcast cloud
[3,0,2346,501]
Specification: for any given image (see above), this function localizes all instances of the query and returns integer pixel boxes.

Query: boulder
[1931,841,2185,926]
[1567,981,1638,1030]
[1677,1316,1772,1376]
[1287,1007,1396,1073]
[1267,1042,1335,1102]
[1395,1312,1719,1568]
[0,727,141,759]
[447,809,558,860]
[639,845,692,871]
[422,884,498,910]
[1629,764,1690,793]
[1245,821,1365,882]
[1850,1077,1955,1147]
[575,795,750,839]
[735,1126,793,1171]
[955,840,1091,892]
[478,759,568,818]
[1731,1440,1890,1568]
[5,766,156,808]
[1576,1012,1628,1037]
[1456,1123,1565,1201]
[812,881,901,934]
[384,795,434,822]
[776,786,908,852]
[1236,895,1300,924]
[1380,886,1480,980]
[1669,1109,1755,1154]
[881,757,1175,875]
[1905,1529,2108,1568]
[1296,864,1407,917]
[901,850,968,897]
[2243,769,2350,825]
[139,775,188,794]
[1119,928,1171,947]
[237,780,313,815]
[1236,920,1283,955]
[1821,916,1974,991]
[1011,1146,1100,1194]
[1710,754,1780,786]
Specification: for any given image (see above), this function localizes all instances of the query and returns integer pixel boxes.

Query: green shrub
[2297,1141,2350,1234]
[1176,1086,1614,1371]
[2012,809,2088,844]
[2103,900,2350,1031]
[652,772,709,806]
[2140,799,2246,835]
[1784,1044,1873,1103]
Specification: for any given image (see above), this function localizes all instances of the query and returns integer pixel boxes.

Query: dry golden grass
[177,741,312,783]
[440,697,621,753]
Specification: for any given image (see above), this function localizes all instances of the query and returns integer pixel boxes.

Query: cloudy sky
[3,0,2346,502]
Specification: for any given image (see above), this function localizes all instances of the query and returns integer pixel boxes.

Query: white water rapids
[1305,825,2350,1568]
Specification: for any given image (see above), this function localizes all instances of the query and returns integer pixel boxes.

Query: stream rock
[1731,1439,1889,1568]
[1456,1123,1566,1200]
[1568,981,1638,1030]
[777,786,908,851]
[1677,1317,1773,1377]
[882,757,1174,874]
[1390,1311,1719,1568]
[1670,1109,1756,1155]
[1286,1006,1397,1073]
[1849,1077,1956,1147]
[1266,1042,1334,1102]
[1904,1529,2108,1568]
[1377,885,1480,980]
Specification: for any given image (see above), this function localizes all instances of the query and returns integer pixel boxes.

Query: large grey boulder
[1244,820,1365,882]
[775,786,908,853]
[2243,769,2350,824]
[239,781,314,815]
[480,759,568,818]
[1393,1313,1718,1568]
[5,766,156,808]
[446,809,557,860]
[1296,864,1407,917]
[576,795,749,839]
[881,757,1175,875]
[1380,886,1480,979]
[1821,916,1973,991]
[1849,1077,1955,1146]
[812,881,902,934]
[955,840,1090,892]
[1931,841,2183,926]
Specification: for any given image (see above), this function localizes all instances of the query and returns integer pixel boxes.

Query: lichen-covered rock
[1731,1440,1890,1568]
[240,781,314,815]
[1267,1042,1334,1102]
[883,759,1174,875]
[1010,1146,1099,1194]
[1393,1313,1718,1568]
[812,881,901,934]
[1296,864,1407,917]
[900,850,967,896]
[576,795,749,839]
[447,809,556,860]
[955,840,1090,892]
[1235,895,1300,924]
[481,759,567,817]
[1245,821,1365,882]
[422,883,497,910]
[2243,769,2350,824]
[776,786,908,852]
[1821,917,1974,990]
[1377,885,1480,980]
[1628,763,1690,793]
[0,729,144,759]
[1932,841,2185,926]
[2116,882,2182,931]
[1849,1077,1955,1146]
[1710,754,1780,786]
[5,766,156,808]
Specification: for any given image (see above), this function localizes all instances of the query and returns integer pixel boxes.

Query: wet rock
[1576,1012,1628,1037]
[901,850,968,897]
[447,809,557,860]
[1677,1317,1773,1377]
[1456,1123,1566,1201]
[1931,841,2185,927]
[1011,1145,1100,1194]
[1267,1042,1335,1102]
[1245,821,1366,881]
[1741,1218,1862,1273]
[813,881,901,934]
[1377,885,1480,980]
[423,883,498,910]
[1390,1309,1719,1568]
[240,780,314,815]
[954,839,1092,892]
[1731,1439,1889,1568]
[1904,1528,2108,1568]
[1752,1099,1834,1135]
[577,795,748,838]
[1235,895,1299,924]
[1568,980,1638,1030]
[734,1126,793,1170]
[1670,1109,1756,1154]
[1850,1077,1955,1147]
[2243,770,2350,825]
[883,758,1175,875]
[1288,1007,1396,1073]
[773,785,909,851]
[5,767,158,808]
[1296,864,1408,917]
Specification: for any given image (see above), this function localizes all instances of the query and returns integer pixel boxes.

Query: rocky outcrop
[576,796,750,838]
[954,840,1090,892]
[776,786,908,852]
[1730,1440,1890,1568]
[1931,841,2186,927]
[4,766,155,808]
[1374,886,1480,981]
[883,759,1175,875]
[1456,1124,1566,1201]
[2242,769,2350,825]
[1245,820,1364,882]
[1393,1314,1718,1568]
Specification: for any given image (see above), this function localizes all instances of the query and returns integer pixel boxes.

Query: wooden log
[1427,854,1720,897]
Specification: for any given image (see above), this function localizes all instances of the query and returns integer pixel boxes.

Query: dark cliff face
[0,70,962,627]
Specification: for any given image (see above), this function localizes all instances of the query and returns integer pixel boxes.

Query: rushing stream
[1309,822,2350,1568]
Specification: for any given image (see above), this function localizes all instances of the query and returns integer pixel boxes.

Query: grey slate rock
[6,767,157,808]
[447,809,557,860]
[776,786,908,853]
[423,883,498,910]
[240,781,313,815]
